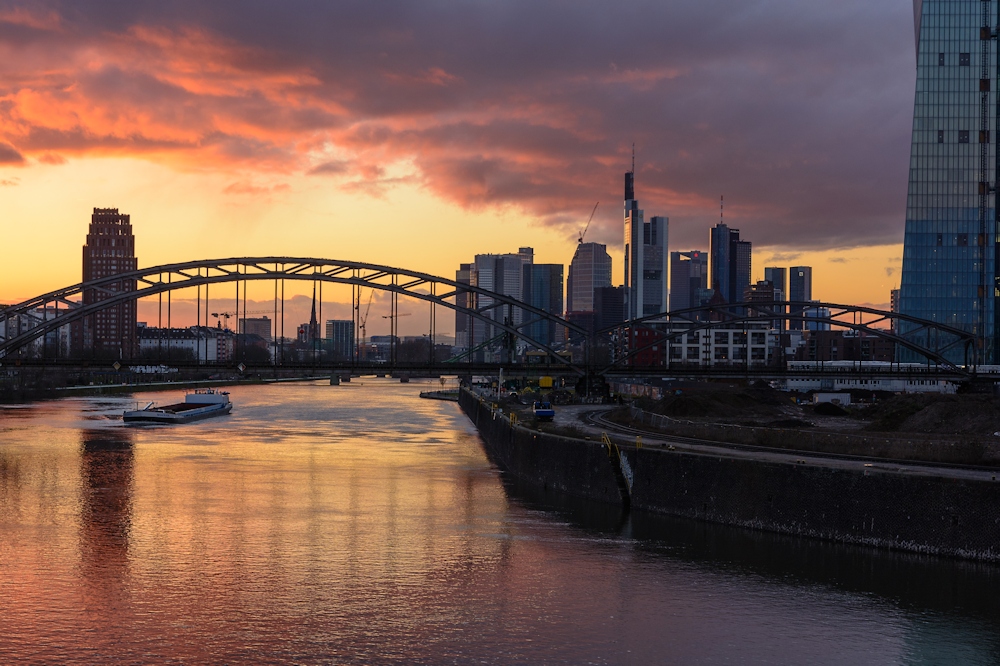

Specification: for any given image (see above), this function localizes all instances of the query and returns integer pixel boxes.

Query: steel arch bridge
[0,257,979,379]
[597,300,977,375]
[0,257,588,370]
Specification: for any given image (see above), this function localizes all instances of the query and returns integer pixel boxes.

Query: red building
[72,208,138,358]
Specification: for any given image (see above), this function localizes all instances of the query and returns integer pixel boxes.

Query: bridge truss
[598,300,977,375]
[0,258,980,379]
[0,257,588,372]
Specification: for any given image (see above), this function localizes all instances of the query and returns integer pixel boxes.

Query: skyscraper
[899,0,997,361]
[455,262,476,350]
[623,170,668,319]
[763,267,787,301]
[567,242,612,315]
[566,241,612,339]
[325,319,355,360]
[789,266,813,330]
[522,263,564,348]
[455,249,534,355]
[669,250,708,311]
[709,223,751,304]
[71,208,138,357]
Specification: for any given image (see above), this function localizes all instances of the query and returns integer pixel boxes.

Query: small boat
[533,400,555,421]
[124,388,233,424]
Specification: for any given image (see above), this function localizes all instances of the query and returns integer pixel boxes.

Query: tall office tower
[594,286,626,331]
[522,264,564,347]
[709,223,752,303]
[567,242,612,314]
[669,250,709,311]
[566,242,612,339]
[455,263,476,350]
[325,319,355,360]
[468,250,534,345]
[788,266,813,330]
[71,208,138,357]
[731,235,752,305]
[899,0,997,362]
[623,170,668,319]
[709,223,731,299]
[763,267,787,301]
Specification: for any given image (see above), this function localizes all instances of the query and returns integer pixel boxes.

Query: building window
[939,52,945,66]
[960,53,971,66]
[938,130,944,143]
[959,233,969,247]
[959,130,970,143]
[714,331,729,345]
[936,233,943,246]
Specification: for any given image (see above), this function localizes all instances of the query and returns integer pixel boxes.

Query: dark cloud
[0,0,917,250]
[307,160,349,176]
[0,141,24,163]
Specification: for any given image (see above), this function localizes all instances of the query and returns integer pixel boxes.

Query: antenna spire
[631,143,635,174]
[720,195,724,224]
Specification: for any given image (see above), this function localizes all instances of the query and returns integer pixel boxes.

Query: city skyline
[0,1,916,330]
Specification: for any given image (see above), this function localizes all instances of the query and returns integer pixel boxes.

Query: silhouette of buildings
[623,169,668,319]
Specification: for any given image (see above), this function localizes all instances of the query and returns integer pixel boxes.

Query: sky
[0,0,917,334]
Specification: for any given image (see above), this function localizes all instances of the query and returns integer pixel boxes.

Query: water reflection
[78,427,134,609]
[2,383,1000,663]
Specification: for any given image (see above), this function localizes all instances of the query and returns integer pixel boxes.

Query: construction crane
[357,290,375,360]
[211,309,271,330]
[381,312,411,320]
[578,202,599,244]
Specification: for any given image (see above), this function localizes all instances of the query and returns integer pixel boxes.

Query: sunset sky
[0,1,916,335]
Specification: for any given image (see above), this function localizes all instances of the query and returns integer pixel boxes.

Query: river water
[1,379,999,664]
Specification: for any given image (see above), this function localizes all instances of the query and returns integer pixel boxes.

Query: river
[1,379,999,664]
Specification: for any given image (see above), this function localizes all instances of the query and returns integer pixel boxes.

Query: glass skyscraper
[899,0,997,362]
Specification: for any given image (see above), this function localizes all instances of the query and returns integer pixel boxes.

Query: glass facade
[899,0,997,363]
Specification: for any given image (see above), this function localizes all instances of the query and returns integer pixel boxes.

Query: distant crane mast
[577,202,600,244]
[357,290,374,359]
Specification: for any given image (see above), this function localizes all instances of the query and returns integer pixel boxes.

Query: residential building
[793,330,895,363]
[137,326,234,362]
[239,316,272,340]
[623,170,668,319]
[669,250,708,311]
[71,208,138,357]
[899,0,998,362]
[625,323,778,368]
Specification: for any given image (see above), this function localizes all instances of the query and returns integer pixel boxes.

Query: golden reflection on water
[1,380,1000,663]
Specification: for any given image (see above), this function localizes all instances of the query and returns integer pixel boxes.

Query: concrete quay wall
[459,389,1000,561]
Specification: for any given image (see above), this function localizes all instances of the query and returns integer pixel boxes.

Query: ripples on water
[1,379,1000,664]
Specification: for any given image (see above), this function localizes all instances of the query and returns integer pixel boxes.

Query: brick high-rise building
[72,208,138,357]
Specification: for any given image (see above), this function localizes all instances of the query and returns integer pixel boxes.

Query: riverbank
[460,388,1000,562]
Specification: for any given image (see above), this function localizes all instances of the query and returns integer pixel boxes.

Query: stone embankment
[460,388,1000,562]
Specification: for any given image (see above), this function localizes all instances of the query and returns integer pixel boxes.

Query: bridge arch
[0,257,588,371]
[595,301,976,374]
